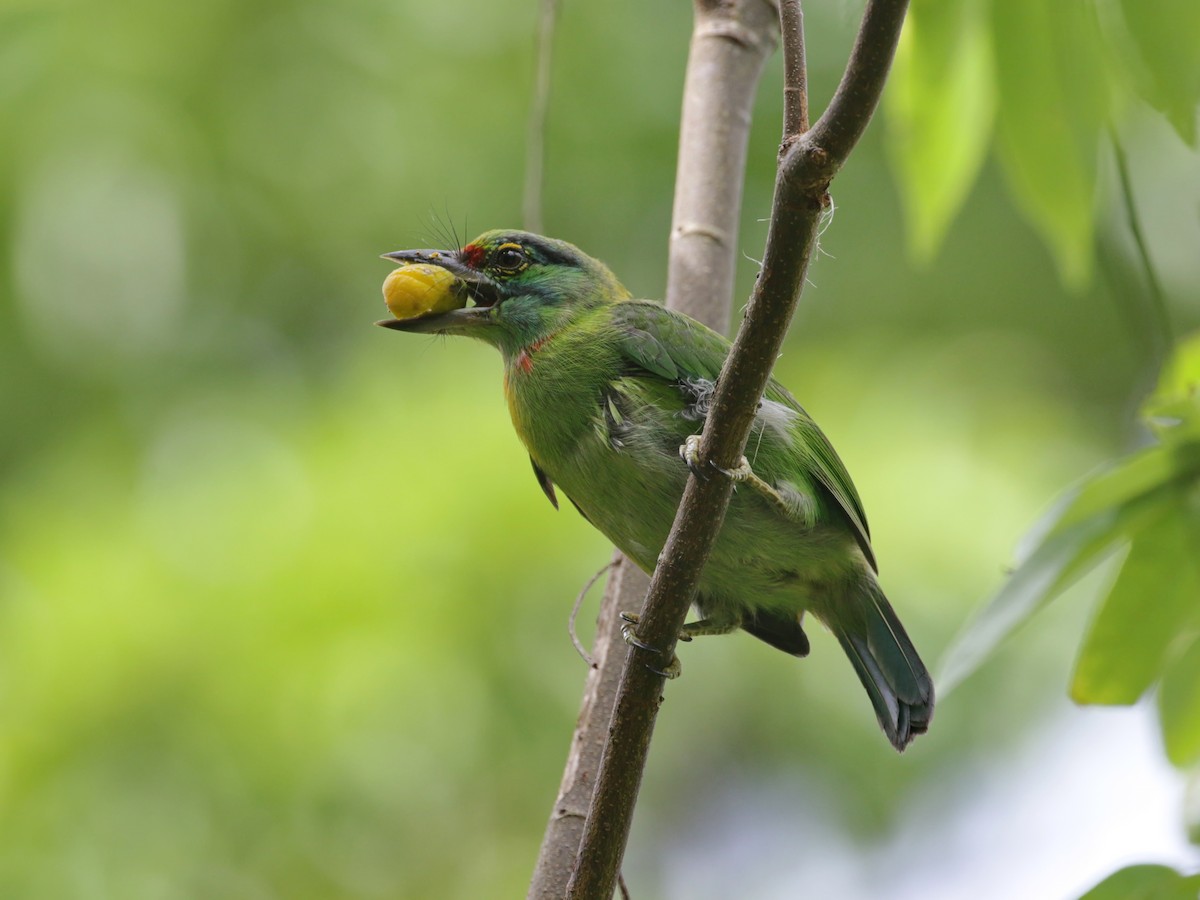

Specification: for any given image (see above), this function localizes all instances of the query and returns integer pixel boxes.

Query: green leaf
[1071,502,1200,704]
[942,336,1200,694]
[885,0,994,261]
[1118,0,1200,146]
[1079,864,1200,900]
[1033,444,1200,547]
[992,0,1109,288]
[1151,332,1200,404]
[1160,635,1200,767]
[938,488,1164,694]
[1144,331,1200,441]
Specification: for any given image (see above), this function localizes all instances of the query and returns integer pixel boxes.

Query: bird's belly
[552,431,682,574]
[546,428,859,618]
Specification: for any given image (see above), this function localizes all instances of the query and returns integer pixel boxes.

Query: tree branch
[780,0,809,137]
[565,1,910,897]
[790,0,908,187]
[666,0,781,333]
[527,2,778,897]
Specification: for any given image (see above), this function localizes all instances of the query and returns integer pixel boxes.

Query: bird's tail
[832,579,933,751]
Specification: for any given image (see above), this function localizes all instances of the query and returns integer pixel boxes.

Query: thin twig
[523,0,559,234]
[565,1,910,896]
[794,0,910,188]
[780,0,809,136]
[569,561,614,666]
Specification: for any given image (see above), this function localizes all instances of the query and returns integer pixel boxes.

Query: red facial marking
[512,333,553,377]
[460,243,486,268]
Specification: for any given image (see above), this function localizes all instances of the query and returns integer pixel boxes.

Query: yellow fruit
[382,264,464,320]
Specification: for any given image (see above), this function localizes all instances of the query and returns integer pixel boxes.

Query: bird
[377,229,933,750]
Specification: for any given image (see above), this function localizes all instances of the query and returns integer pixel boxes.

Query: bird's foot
[619,612,682,679]
[680,614,741,639]
[679,434,706,478]
[679,435,766,488]
[680,435,797,519]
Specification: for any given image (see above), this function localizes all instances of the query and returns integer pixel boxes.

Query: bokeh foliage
[887,0,1200,287]
[0,0,1198,897]
[942,335,1200,752]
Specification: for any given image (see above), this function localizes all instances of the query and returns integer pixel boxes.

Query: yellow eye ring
[492,242,529,274]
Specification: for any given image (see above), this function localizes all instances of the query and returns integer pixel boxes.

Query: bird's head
[376,230,630,354]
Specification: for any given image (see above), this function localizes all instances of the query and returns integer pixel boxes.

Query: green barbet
[378,230,933,750]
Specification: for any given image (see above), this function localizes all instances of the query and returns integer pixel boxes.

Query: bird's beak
[375,308,490,334]
[375,248,502,334]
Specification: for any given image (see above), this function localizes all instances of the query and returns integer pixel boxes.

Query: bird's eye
[491,243,528,274]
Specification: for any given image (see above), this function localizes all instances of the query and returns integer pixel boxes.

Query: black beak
[382,248,467,274]
[375,308,491,333]
[375,247,501,334]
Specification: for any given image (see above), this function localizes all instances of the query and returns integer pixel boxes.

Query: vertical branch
[523,0,559,234]
[666,0,781,331]
[527,2,778,897]
[565,1,911,897]
[527,551,647,900]
[780,0,809,137]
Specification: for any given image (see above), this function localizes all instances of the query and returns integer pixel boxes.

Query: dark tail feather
[834,581,933,751]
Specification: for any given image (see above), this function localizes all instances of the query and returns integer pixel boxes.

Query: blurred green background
[2,0,1198,897]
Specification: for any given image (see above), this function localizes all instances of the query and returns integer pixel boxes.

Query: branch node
[696,19,764,51]
[672,221,733,248]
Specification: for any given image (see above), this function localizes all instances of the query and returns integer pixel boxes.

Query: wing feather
[610,300,876,570]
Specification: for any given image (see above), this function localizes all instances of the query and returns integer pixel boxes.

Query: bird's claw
[619,612,683,679]
[644,655,682,679]
[678,435,754,483]
[679,435,706,478]
[720,456,754,482]
[619,612,656,652]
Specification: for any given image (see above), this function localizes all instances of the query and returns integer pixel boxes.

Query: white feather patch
[756,398,797,444]
[776,479,818,527]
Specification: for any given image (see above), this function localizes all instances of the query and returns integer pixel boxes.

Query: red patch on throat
[513,333,554,377]
[460,243,486,268]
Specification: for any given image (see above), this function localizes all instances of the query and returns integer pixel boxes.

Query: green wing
[612,300,726,383]
[783,394,876,570]
[610,299,876,571]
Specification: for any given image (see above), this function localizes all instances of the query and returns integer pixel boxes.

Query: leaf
[991,0,1109,288]
[1070,502,1200,704]
[1160,635,1200,768]
[1143,331,1200,441]
[885,0,994,261]
[1118,0,1200,146]
[942,336,1200,694]
[1030,443,1200,550]
[1079,864,1200,900]
[938,489,1162,694]
[1153,333,1200,402]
